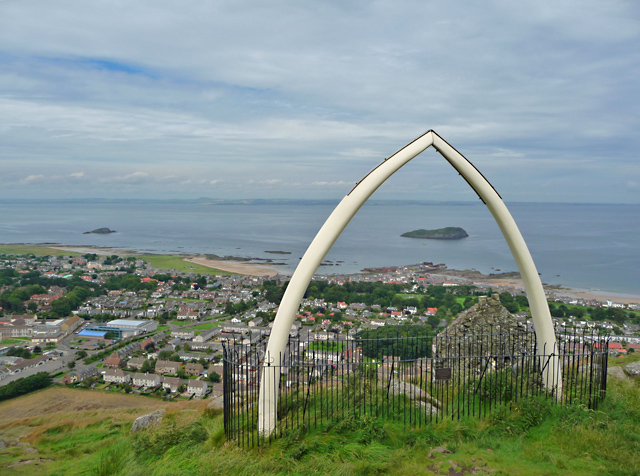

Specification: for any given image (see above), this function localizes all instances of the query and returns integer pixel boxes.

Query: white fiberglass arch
[258,130,559,435]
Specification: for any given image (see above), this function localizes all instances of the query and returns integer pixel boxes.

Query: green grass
[0,337,31,344]
[307,341,346,352]
[135,254,235,275]
[0,244,81,257]
[2,371,639,476]
[157,325,170,331]
[191,322,218,330]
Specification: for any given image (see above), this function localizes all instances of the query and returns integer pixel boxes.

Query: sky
[0,0,639,203]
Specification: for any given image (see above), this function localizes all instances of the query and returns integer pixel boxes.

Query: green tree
[141,359,154,373]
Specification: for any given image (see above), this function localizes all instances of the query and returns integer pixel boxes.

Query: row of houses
[102,369,211,397]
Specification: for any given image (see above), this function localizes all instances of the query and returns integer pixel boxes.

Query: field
[1,362,640,476]
[0,245,81,257]
[191,322,219,330]
[134,254,235,275]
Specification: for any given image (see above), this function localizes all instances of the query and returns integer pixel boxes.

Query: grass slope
[1,362,639,476]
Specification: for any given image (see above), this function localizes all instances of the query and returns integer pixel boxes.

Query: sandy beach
[184,257,280,277]
[427,271,640,305]
[48,245,281,277]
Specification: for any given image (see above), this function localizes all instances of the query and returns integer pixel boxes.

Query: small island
[401,227,468,240]
[83,228,117,235]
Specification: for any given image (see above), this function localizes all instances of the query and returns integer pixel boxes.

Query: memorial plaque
[434,368,452,380]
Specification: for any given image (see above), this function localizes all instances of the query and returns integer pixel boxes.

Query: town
[1,249,639,400]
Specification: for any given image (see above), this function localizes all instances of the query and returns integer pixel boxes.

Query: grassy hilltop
[1,357,640,476]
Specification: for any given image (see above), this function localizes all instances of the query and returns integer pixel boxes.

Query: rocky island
[83,228,116,235]
[401,227,468,240]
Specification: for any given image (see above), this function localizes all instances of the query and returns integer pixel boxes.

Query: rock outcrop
[608,366,628,380]
[388,380,440,415]
[624,361,640,377]
[131,409,166,432]
[83,228,116,234]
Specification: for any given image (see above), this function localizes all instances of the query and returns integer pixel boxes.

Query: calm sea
[0,200,638,295]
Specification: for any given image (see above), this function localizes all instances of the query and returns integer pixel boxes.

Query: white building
[106,319,158,337]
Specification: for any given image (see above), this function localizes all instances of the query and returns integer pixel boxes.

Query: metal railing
[223,327,609,448]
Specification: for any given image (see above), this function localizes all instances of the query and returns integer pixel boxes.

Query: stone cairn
[432,294,535,381]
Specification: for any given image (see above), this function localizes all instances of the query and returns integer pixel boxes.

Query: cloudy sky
[1,0,639,203]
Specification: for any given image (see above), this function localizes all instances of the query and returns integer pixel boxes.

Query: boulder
[131,409,166,432]
[388,380,440,414]
[624,361,640,377]
[207,395,224,411]
[607,366,628,380]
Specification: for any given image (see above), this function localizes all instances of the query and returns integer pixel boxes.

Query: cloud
[311,181,353,187]
[20,174,46,184]
[0,1,638,202]
[248,179,283,185]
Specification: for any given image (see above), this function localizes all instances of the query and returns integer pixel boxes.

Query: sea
[0,199,638,296]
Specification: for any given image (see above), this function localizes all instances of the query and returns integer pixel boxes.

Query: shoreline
[48,245,281,277]
[184,256,279,277]
[2,243,639,304]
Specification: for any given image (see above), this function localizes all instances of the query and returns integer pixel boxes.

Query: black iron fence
[223,327,609,448]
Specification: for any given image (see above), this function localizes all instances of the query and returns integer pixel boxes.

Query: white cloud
[20,174,46,184]
[311,181,353,187]
[248,179,283,185]
[0,1,638,202]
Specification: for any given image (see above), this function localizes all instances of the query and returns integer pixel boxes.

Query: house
[186,379,208,397]
[104,353,124,369]
[62,366,98,384]
[184,363,204,376]
[127,357,147,370]
[193,328,219,344]
[132,372,161,388]
[8,355,51,374]
[155,360,181,375]
[172,330,195,340]
[103,368,131,384]
[162,376,182,393]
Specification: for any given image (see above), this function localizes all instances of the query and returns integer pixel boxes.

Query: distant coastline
[1,242,638,305]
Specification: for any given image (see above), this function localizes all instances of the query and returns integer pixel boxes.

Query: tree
[141,359,154,373]
[27,302,38,313]
[68,361,76,369]
[76,350,88,359]
[209,371,221,383]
